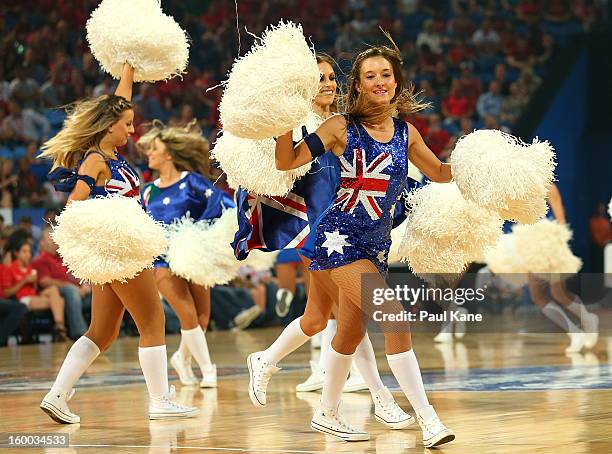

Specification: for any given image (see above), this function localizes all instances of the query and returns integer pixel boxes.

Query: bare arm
[114,63,135,101]
[407,123,452,183]
[275,114,346,171]
[67,154,107,203]
[5,275,34,297]
[547,183,566,224]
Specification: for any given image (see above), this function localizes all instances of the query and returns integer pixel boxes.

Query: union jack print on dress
[335,148,392,220]
[232,188,310,260]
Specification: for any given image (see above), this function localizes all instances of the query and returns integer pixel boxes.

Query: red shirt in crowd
[442,94,472,118]
[32,251,79,286]
[6,261,37,300]
[425,129,451,157]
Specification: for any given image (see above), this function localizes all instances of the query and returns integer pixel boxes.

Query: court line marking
[71,444,320,453]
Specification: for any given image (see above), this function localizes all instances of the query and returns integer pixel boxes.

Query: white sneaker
[275,289,294,318]
[417,409,455,448]
[149,386,200,420]
[170,351,198,386]
[583,313,599,349]
[454,307,468,339]
[433,331,453,343]
[311,403,370,442]
[247,352,280,407]
[566,331,586,353]
[200,364,217,388]
[233,305,262,330]
[343,368,368,393]
[373,387,415,429]
[40,388,79,424]
[296,361,324,392]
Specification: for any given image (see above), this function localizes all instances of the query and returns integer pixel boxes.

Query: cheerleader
[247,48,454,447]
[39,64,198,423]
[139,120,234,387]
[527,183,599,353]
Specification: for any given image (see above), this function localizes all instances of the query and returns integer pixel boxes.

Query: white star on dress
[377,250,387,262]
[162,197,171,205]
[179,182,186,189]
[204,189,214,198]
[322,230,351,256]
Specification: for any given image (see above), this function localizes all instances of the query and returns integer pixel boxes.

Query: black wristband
[304,133,325,158]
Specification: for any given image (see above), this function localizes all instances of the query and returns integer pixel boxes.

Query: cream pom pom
[211,131,311,195]
[609,197,612,218]
[512,219,582,280]
[166,210,241,287]
[51,195,167,284]
[86,0,189,82]
[451,130,556,223]
[219,21,319,139]
[396,183,503,277]
[242,250,279,272]
[484,234,529,286]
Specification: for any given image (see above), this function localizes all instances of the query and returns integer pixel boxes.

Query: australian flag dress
[141,171,234,268]
[308,117,410,276]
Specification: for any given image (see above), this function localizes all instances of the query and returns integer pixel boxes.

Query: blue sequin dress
[141,171,235,267]
[309,118,409,275]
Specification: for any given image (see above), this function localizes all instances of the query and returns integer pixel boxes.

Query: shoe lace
[381,399,405,419]
[327,408,355,432]
[418,415,441,434]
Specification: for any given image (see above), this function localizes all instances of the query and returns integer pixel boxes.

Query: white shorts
[19,296,32,307]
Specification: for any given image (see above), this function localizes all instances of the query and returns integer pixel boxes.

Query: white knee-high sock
[181,327,212,369]
[321,347,353,409]
[386,349,435,420]
[317,319,336,370]
[262,317,310,366]
[354,333,385,396]
[51,336,100,393]
[139,345,169,398]
[565,296,591,320]
[542,302,580,333]
[177,335,190,360]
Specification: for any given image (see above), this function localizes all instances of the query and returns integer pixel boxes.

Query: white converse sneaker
[373,387,415,429]
[434,328,453,343]
[40,388,79,424]
[583,313,599,349]
[343,367,368,393]
[417,410,455,448]
[454,307,468,339]
[275,289,294,318]
[171,351,198,386]
[296,361,324,392]
[566,332,586,353]
[311,403,370,442]
[200,364,217,388]
[149,386,200,420]
[247,352,280,407]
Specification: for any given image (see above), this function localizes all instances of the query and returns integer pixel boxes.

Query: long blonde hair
[40,95,132,169]
[341,35,428,124]
[138,120,212,178]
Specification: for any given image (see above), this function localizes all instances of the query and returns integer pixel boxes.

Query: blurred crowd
[0,1,607,344]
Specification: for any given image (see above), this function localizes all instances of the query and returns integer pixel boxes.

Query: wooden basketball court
[1,319,611,453]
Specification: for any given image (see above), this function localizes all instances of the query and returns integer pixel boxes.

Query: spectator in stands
[448,38,476,68]
[442,79,474,124]
[501,82,529,125]
[40,67,66,108]
[0,159,17,208]
[0,297,27,346]
[544,0,572,23]
[448,3,477,39]
[492,63,511,96]
[2,100,51,144]
[432,61,452,98]
[417,20,444,54]
[9,66,40,109]
[424,113,451,158]
[18,216,41,245]
[472,18,500,48]
[516,66,542,96]
[458,61,483,108]
[16,157,43,207]
[459,117,474,136]
[476,80,504,120]
[2,233,67,341]
[535,33,556,66]
[134,83,166,122]
[589,202,612,273]
[92,78,113,97]
[506,36,535,70]
[483,113,510,132]
[32,226,89,339]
